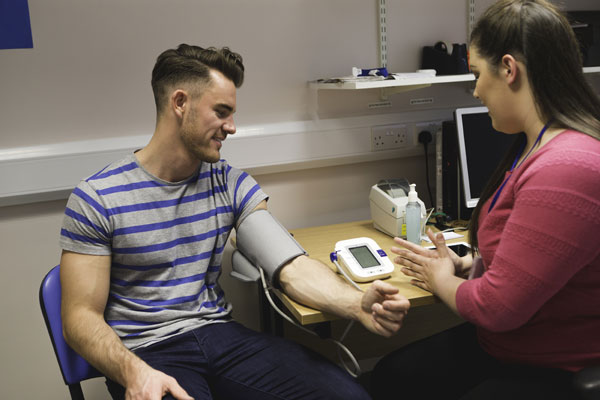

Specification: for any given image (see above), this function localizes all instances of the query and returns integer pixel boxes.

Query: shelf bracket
[468,0,476,40]
[378,0,387,68]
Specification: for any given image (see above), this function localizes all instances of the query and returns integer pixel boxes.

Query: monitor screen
[348,245,380,268]
[454,107,518,208]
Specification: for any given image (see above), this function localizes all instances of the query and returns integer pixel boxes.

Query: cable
[418,130,434,208]
[422,207,435,237]
[258,268,362,378]
[331,257,363,292]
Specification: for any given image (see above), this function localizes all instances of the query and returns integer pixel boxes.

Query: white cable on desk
[331,256,363,292]
[423,207,435,237]
[258,268,362,378]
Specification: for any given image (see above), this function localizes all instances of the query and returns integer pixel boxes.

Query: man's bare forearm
[63,305,147,387]
[278,255,363,320]
[278,255,409,337]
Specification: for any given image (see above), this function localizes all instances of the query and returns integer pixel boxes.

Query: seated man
[59,43,410,400]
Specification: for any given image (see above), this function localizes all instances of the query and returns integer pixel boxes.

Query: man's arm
[278,255,409,337]
[60,251,192,400]
[250,201,410,337]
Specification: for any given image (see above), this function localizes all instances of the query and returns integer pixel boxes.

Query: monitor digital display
[348,245,380,268]
[454,106,519,208]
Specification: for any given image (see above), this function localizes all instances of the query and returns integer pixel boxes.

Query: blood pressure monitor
[330,237,395,282]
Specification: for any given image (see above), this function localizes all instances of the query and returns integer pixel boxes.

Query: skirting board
[0,110,450,207]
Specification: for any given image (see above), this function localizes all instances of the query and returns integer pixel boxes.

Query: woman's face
[469,47,518,133]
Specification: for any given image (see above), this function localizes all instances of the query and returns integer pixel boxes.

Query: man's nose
[224,116,236,135]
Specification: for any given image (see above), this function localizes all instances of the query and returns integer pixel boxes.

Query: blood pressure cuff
[236,209,307,288]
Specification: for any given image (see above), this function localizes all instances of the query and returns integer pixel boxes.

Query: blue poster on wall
[0,0,34,49]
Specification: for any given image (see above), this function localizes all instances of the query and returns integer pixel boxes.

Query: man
[59,44,410,400]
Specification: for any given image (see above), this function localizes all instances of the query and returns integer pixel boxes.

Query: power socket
[371,124,409,151]
[414,120,443,143]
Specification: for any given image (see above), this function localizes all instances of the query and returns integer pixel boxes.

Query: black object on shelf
[568,11,600,68]
[421,42,469,76]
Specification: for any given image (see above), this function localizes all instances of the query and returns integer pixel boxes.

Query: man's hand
[125,363,193,400]
[358,280,410,337]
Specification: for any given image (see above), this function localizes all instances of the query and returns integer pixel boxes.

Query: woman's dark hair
[151,44,245,114]
[468,0,600,252]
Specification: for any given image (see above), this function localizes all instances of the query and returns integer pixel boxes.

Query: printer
[369,179,427,238]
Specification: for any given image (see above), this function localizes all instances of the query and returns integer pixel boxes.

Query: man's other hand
[125,364,193,400]
[358,280,410,337]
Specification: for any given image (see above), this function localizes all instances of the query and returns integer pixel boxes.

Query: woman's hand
[391,229,459,294]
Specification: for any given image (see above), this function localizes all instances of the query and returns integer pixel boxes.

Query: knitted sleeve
[456,142,600,332]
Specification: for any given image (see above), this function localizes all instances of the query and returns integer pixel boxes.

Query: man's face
[180,70,237,163]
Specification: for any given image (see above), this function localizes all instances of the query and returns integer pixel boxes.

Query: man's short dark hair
[151,44,245,114]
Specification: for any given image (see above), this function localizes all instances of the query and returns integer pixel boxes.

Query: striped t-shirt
[59,153,267,350]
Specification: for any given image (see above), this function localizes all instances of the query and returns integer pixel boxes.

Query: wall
[0,0,599,399]
[0,0,478,205]
[0,0,456,149]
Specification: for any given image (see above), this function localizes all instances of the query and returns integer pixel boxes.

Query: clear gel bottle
[406,183,421,244]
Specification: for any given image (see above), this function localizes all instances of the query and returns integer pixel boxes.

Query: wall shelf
[309,73,475,101]
[310,67,599,98]
[310,73,476,100]
[310,73,475,91]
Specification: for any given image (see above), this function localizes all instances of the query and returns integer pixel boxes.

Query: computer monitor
[454,106,518,208]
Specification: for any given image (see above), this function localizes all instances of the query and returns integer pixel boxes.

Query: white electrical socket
[371,124,409,151]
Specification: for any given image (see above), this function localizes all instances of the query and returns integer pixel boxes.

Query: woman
[371,1,600,399]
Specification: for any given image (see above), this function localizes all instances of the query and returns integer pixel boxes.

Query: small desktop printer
[369,179,426,238]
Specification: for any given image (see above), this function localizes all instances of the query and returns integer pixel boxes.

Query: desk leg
[313,322,332,339]
[257,285,284,336]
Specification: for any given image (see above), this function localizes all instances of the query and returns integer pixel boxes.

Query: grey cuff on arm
[235,209,308,288]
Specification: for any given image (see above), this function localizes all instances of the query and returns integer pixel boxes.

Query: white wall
[1,0,598,398]
[0,0,376,148]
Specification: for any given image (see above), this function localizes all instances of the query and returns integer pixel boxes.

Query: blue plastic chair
[39,265,102,400]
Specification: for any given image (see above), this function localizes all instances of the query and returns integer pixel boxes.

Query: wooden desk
[277,220,468,325]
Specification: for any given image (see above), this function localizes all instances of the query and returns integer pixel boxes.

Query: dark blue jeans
[106,321,370,400]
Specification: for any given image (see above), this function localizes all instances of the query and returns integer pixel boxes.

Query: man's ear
[171,89,188,119]
[501,54,519,84]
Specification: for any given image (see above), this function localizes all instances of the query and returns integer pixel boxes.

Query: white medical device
[369,179,427,238]
[330,237,394,282]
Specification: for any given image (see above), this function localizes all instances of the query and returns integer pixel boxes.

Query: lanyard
[488,122,551,212]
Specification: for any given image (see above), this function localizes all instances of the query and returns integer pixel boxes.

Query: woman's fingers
[426,229,451,258]
[392,236,430,256]
[410,279,432,292]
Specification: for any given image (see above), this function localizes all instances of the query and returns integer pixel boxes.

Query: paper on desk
[421,231,464,243]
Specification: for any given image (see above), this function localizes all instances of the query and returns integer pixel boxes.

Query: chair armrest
[230,250,261,283]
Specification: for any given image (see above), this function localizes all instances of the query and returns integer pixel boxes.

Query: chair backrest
[39,265,102,399]
[573,365,600,400]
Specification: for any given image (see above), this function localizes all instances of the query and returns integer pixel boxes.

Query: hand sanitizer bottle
[406,183,421,244]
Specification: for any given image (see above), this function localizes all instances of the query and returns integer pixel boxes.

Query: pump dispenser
[406,183,421,244]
